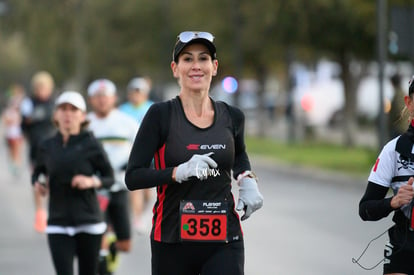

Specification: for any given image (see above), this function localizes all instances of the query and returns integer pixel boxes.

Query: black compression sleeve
[359,181,394,221]
[125,103,174,190]
[228,105,251,179]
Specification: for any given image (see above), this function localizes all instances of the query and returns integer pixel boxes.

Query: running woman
[359,77,414,275]
[31,91,114,275]
[125,31,264,275]
[87,79,138,274]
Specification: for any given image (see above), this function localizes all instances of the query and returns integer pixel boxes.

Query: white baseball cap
[87,79,116,97]
[127,77,150,94]
[55,91,87,112]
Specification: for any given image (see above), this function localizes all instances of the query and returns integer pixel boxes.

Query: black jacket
[32,131,114,226]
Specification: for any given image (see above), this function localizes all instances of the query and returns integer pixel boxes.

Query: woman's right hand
[34,182,48,196]
[390,177,414,209]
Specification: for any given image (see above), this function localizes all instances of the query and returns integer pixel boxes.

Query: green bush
[246,137,378,177]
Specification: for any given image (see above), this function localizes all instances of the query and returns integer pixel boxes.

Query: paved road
[0,143,393,275]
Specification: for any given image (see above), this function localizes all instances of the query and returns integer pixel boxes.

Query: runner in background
[119,76,155,234]
[20,71,56,233]
[1,84,25,177]
[32,91,114,275]
[87,79,138,275]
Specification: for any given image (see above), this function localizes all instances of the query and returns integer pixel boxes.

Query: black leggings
[151,240,244,275]
[106,190,131,240]
[47,233,102,275]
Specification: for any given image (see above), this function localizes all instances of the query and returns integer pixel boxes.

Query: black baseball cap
[173,31,217,63]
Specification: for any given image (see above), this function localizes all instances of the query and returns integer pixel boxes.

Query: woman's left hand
[236,177,264,221]
[71,175,97,190]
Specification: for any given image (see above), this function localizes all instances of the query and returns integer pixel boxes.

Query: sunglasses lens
[199,32,214,41]
[178,31,214,43]
[179,32,196,43]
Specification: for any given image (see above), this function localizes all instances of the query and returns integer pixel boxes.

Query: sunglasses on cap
[177,31,214,43]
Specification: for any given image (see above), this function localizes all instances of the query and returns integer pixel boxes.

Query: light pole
[377,0,388,149]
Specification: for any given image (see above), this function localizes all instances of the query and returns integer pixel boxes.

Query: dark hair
[409,76,414,96]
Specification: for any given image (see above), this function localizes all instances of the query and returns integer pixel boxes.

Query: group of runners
[8,31,265,275]
[6,28,414,275]
[11,71,154,274]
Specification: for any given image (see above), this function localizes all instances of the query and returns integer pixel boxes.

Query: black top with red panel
[126,96,251,243]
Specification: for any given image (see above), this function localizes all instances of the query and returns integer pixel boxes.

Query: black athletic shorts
[106,190,131,241]
[383,241,414,275]
[151,239,244,275]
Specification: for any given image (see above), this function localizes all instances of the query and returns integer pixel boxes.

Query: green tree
[274,1,377,146]
[0,0,394,147]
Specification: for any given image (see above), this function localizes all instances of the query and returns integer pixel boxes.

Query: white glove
[236,177,264,221]
[175,152,218,183]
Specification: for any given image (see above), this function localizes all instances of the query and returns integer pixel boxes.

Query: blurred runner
[1,84,25,177]
[20,71,56,233]
[119,76,155,234]
[31,91,114,275]
[87,79,138,275]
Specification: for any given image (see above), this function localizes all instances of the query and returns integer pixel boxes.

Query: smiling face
[171,43,218,94]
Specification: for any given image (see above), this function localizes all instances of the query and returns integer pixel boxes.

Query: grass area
[246,136,379,177]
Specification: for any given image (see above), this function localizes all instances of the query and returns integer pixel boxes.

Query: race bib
[180,200,228,242]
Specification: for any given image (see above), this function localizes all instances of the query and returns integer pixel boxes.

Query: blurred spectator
[20,70,56,233]
[119,76,155,234]
[119,77,154,122]
[1,84,25,176]
[87,78,136,274]
[389,73,407,139]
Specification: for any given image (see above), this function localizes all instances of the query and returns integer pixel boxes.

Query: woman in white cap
[126,31,263,275]
[31,91,114,275]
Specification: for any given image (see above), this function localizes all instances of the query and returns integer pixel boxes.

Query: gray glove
[236,177,264,221]
[175,152,218,183]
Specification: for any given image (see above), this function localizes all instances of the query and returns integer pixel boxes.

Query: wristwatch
[237,170,258,185]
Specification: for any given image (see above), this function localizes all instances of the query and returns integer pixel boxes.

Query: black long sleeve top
[32,131,114,226]
[359,181,394,221]
[125,97,251,243]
